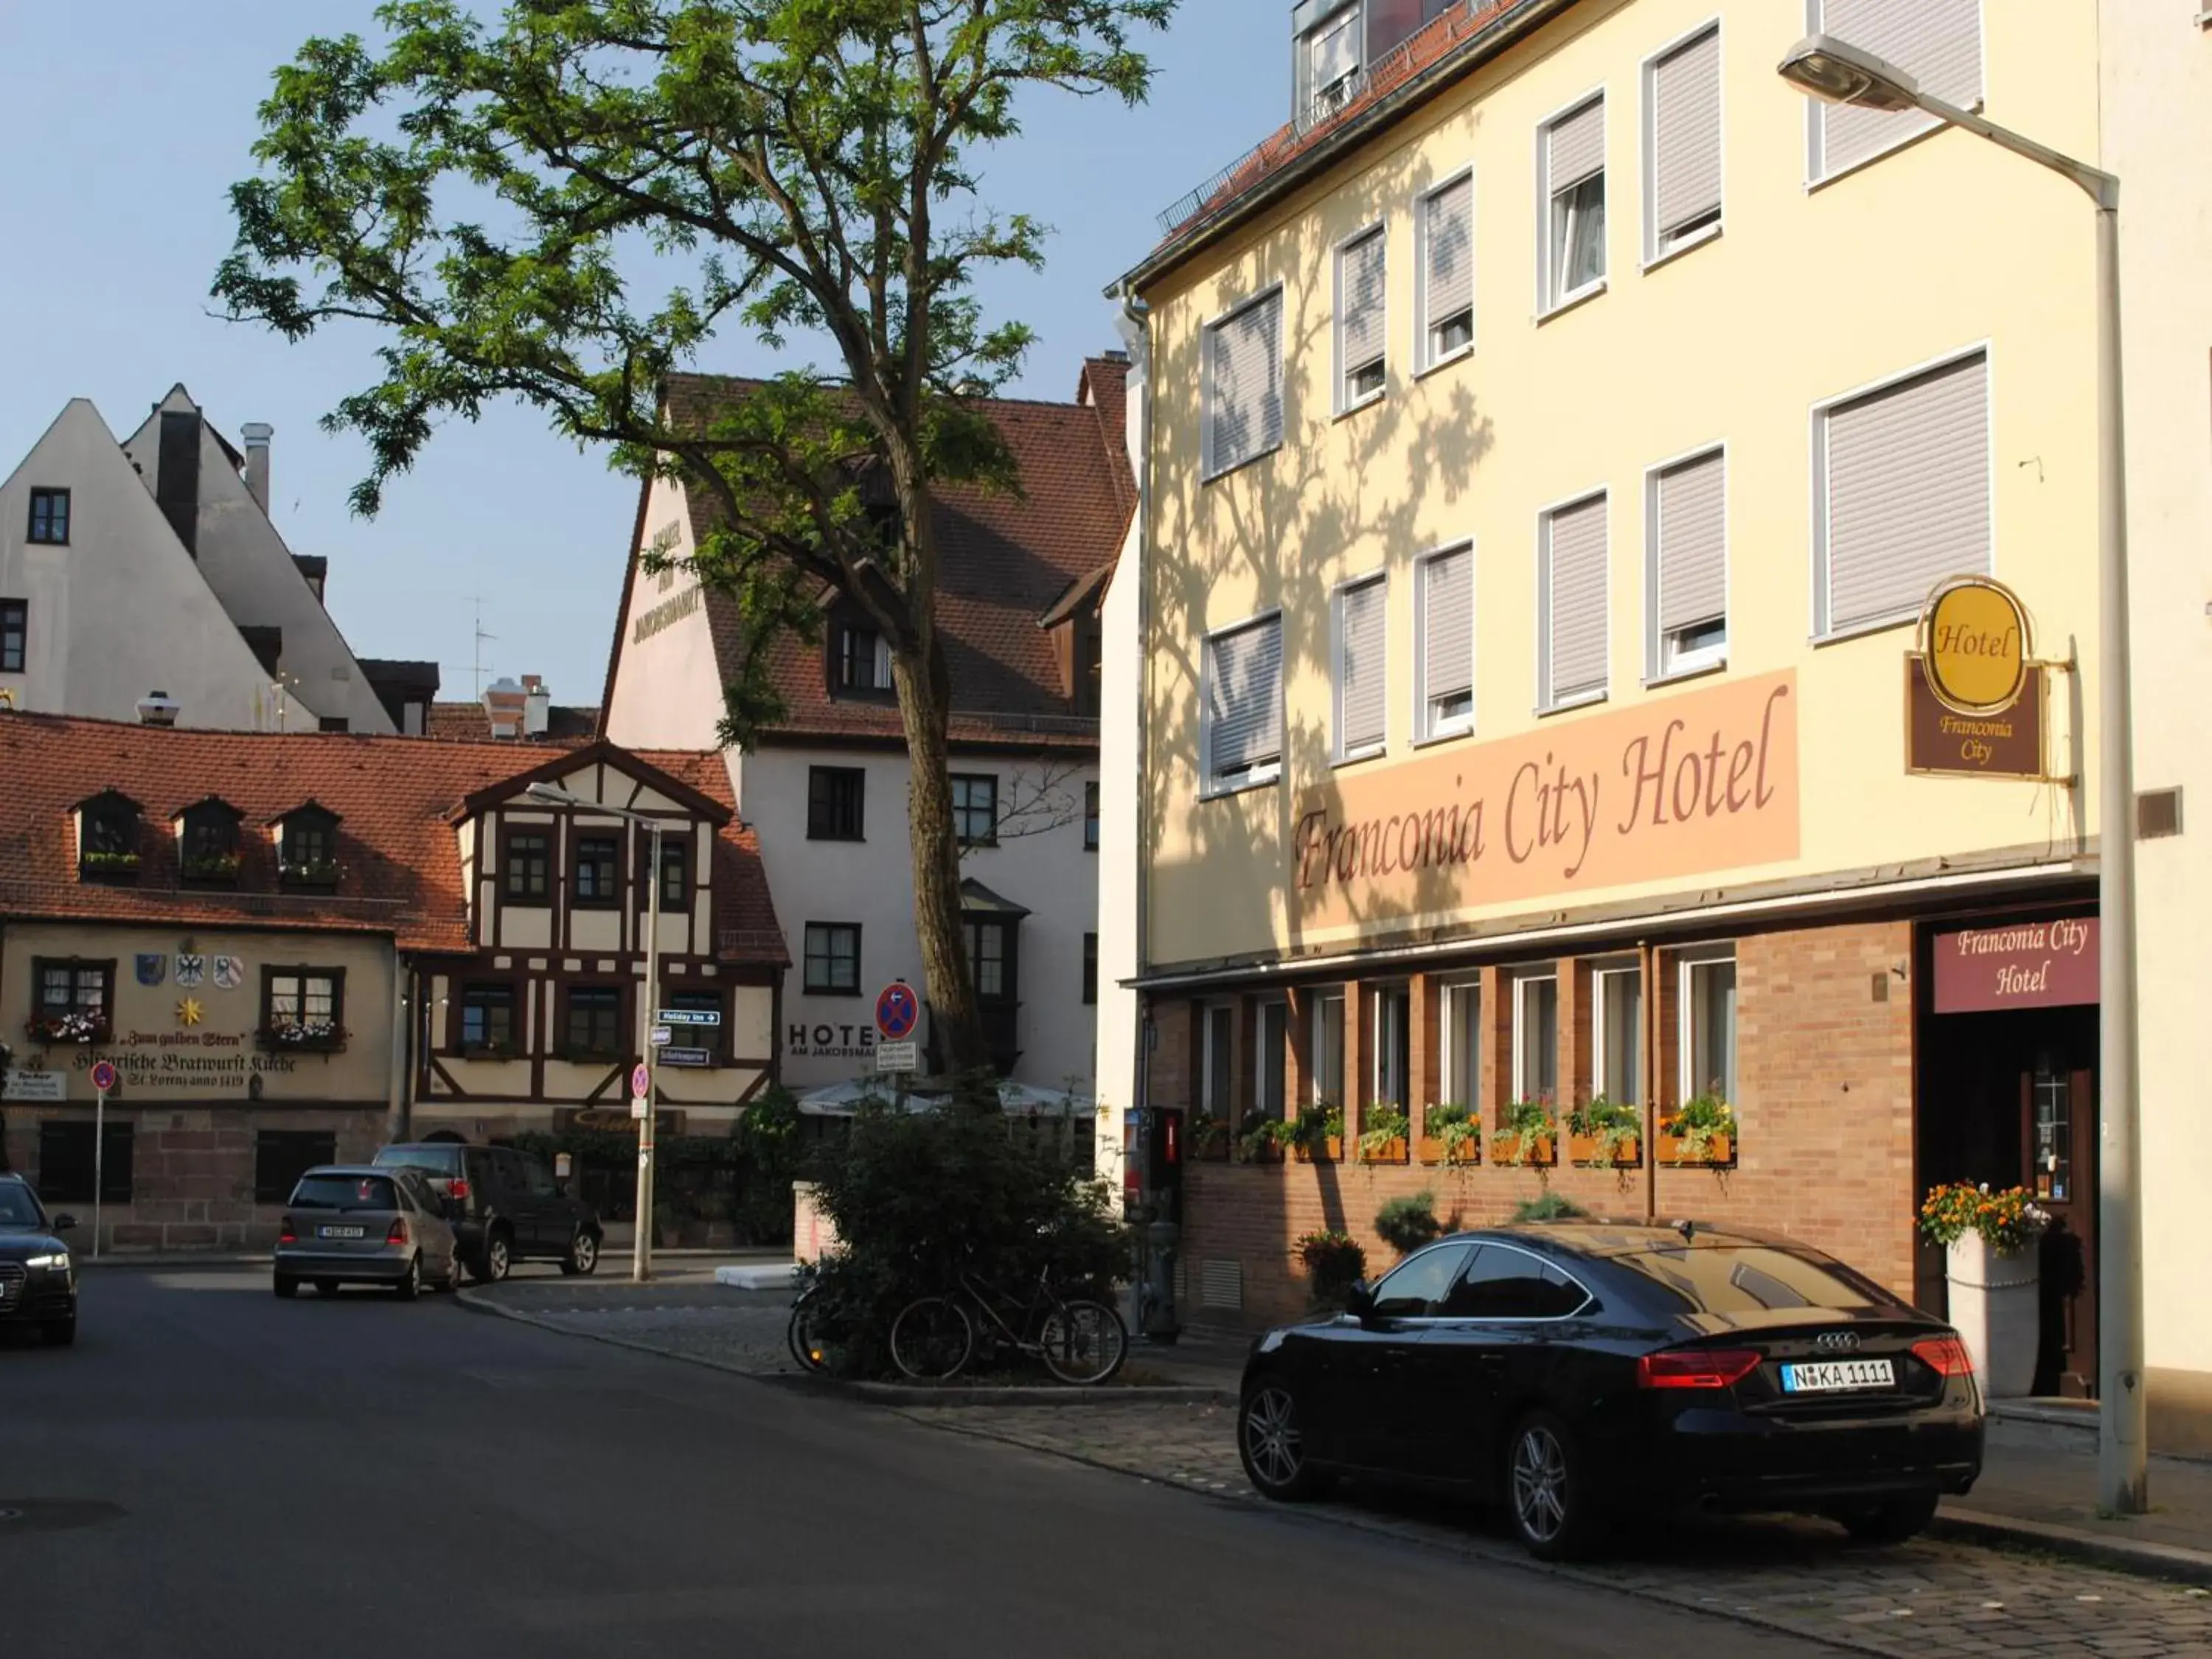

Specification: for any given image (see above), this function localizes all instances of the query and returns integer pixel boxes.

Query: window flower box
[1495,1099,1558,1167]
[78,850,141,881]
[182,852,243,882]
[24,1012,108,1046]
[459,1041,521,1062]
[1658,1096,1737,1166]
[279,858,344,888]
[1290,1105,1344,1164]
[1189,1116,1232,1162]
[1357,1105,1411,1165]
[1418,1104,1481,1166]
[259,1022,349,1054]
[1568,1098,1642,1168]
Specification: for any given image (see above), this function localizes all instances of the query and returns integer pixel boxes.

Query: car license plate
[319,1225,366,1240]
[1781,1358,1896,1394]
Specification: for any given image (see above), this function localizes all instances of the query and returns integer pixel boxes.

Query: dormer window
[1304,4,1361,122]
[830,616,894,697]
[178,799,243,883]
[277,805,343,888]
[77,792,142,882]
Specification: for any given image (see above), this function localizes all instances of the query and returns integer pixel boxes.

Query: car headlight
[24,1253,69,1270]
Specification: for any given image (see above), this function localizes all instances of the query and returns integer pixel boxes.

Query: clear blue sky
[0,4,1283,710]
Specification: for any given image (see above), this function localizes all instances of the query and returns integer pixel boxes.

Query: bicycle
[787,1281,827,1373]
[890,1264,1127,1385]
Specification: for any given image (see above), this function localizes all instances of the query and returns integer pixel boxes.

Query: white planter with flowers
[1922,1183,2049,1401]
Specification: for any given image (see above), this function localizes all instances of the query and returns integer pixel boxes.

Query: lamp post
[527,782,667,1284]
[1779,35,2143,1514]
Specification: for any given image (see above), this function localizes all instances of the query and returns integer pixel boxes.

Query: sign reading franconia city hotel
[1907,576,2046,780]
[1933,917,2098,1013]
[1290,672,1799,930]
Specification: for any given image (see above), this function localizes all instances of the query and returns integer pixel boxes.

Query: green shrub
[1295,1229,1367,1310]
[1374,1190,1443,1256]
[1511,1192,1589,1224]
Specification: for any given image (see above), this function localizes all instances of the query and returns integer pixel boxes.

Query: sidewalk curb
[453,1285,782,1380]
[77,1253,272,1268]
[1933,1504,2212,1586]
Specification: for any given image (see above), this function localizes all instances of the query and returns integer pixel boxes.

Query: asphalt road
[0,1267,1832,1659]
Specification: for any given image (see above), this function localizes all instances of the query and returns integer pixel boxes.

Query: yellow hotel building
[1098,0,2205,1428]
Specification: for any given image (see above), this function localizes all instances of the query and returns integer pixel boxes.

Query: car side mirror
[1343,1281,1375,1319]
[52,1214,77,1231]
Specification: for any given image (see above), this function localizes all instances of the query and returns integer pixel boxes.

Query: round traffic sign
[89,1060,117,1093]
[630,1062,651,1099]
[875,982,919,1041]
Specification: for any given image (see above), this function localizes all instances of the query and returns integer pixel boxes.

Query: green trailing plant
[79,849,140,872]
[1498,1097,1557,1166]
[1512,1192,1590,1224]
[1357,1104,1410,1161]
[1293,1102,1344,1157]
[1236,1110,1290,1161]
[1295,1229,1367,1310]
[1664,1093,1737,1160]
[182,852,243,880]
[1424,1102,1481,1164]
[1188,1112,1230,1155]
[1568,1095,1641,1164]
[1374,1190,1444,1256]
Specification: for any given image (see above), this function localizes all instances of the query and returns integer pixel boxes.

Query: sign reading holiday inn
[1287,672,1799,931]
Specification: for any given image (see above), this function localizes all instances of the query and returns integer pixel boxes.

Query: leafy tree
[215,0,1175,1071]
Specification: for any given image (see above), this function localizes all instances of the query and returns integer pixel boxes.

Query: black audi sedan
[1237,1221,1981,1558]
[0,1172,79,1346]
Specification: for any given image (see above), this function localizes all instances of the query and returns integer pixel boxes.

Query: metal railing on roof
[719,928,787,957]
[950,710,1100,737]
[1153,0,1495,241]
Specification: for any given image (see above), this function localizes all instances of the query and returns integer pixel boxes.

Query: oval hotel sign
[1919,576,2031,715]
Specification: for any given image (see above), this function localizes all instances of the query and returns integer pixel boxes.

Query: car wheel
[560,1228,599,1277]
[273,1276,299,1300]
[43,1315,76,1347]
[1238,1380,1329,1501]
[1506,1410,1599,1559]
[394,1254,422,1301]
[1837,1491,1940,1545]
[481,1229,512,1284]
[314,1279,341,1296]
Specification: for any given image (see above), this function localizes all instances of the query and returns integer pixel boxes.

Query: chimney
[155,410,201,557]
[240,422,274,512]
[521,674,551,738]
[483,675,527,740]
[137,691,181,727]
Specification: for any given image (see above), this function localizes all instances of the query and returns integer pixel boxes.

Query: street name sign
[659,1046,712,1068]
[658,1009,721,1027]
[650,1026,674,1047]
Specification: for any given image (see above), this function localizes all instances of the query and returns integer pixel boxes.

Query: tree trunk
[894,639,989,1077]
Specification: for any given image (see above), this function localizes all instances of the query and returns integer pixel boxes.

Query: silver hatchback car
[274,1166,464,1299]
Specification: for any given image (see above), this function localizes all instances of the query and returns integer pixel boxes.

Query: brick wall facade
[1155,916,1919,1330]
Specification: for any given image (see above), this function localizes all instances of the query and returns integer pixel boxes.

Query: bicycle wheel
[1036,1298,1128,1385]
[787,1290,827,1373]
[890,1295,975,1382]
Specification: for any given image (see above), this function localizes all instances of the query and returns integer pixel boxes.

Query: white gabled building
[0,386,394,733]
[602,358,1133,1096]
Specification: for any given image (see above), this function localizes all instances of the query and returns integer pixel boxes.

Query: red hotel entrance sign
[1932,918,2098,1013]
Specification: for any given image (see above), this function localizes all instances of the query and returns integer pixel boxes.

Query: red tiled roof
[0,712,785,966]
[606,361,1132,751]
[425,702,598,744]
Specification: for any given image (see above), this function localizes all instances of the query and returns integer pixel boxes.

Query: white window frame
[1801,0,1986,188]
[1640,18,1725,269]
[1330,571,1388,765]
[1590,959,1645,1106]
[1643,442,1730,684]
[1201,1001,1236,1119]
[1413,540,1476,745]
[1256,998,1290,1118]
[1535,89,1609,319]
[1510,971,1559,1106]
[1675,945,1739,1107]
[1535,488,1610,715]
[1413,164,1477,376]
[1305,1,1365,122]
[1371,983,1411,1108]
[1439,978,1482,1110]
[1201,283,1286,482]
[1198,607,1284,798]
[1332,220,1388,417]
[1807,342,1994,643]
[1311,991,1346,1107]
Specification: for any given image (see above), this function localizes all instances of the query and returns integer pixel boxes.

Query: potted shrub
[1295,1229,1367,1311]
[1291,1102,1344,1164]
[1374,1190,1444,1257]
[1494,1097,1557,1166]
[1189,1112,1231,1163]
[1568,1096,1641,1167]
[1658,1093,1736,1166]
[1921,1182,2049,1398]
[1357,1104,1410,1165]
[1236,1110,1290,1164]
[1419,1102,1481,1166]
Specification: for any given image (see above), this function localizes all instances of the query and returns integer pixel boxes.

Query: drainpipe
[386,952,411,1144]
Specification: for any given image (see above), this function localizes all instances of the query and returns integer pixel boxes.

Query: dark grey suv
[372,1144,602,1282]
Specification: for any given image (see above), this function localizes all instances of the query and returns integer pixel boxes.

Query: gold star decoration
[176,998,204,1028]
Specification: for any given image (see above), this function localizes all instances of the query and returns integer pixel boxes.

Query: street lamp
[1779,35,2144,1514]
[526,781,669,1284]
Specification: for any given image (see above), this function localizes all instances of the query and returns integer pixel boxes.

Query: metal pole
[92,1088,105,1259]
[634,822,662,1284]
[2093,199,2147,1514]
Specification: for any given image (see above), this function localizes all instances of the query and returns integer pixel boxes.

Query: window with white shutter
[1808,0,1981,181]
[1540,96,1607,312]
[1205,290,1285,479]
[1334,575,1387,759]
[1418,172,1474,369]
[1336,227,1387,411]
[1646,24,1721,261]
[1204,613,1285,792]
[1648,448,1727,677]
[1540,494,1609,709]
[1816,351,1989,636]
[1418,544,1475,740]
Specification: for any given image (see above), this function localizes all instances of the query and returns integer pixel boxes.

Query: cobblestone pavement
[467,1278,804,1374]
[902,1402,2212,1659]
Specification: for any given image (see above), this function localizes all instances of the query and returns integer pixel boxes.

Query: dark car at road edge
[0,1172,79,1346]
[372,1142,602,1282]
[1237,1220,1983,1559]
